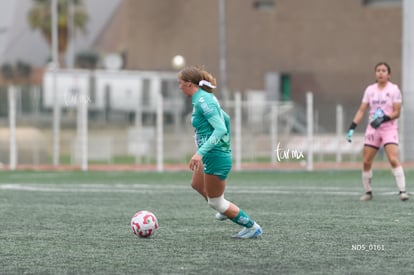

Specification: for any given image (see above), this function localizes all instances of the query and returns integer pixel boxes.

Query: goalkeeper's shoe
[232,222,263,239]
[360,192,373,201]
[215,212,228,221]
[399,191,409,201]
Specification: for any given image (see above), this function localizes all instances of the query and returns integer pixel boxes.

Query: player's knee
[190,181,198,191]
[363,158,373,168]
[191,181,207,200]
[385,153,399,167]
[191,179,203,192]
[207,195,230,213]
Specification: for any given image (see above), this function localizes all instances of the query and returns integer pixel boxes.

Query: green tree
[27,0,88,65]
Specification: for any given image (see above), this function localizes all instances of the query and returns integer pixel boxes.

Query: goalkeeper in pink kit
[346,62,409,201]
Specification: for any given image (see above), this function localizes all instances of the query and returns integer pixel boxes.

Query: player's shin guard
[231,209,255,228]
[392,166,406,192]
[362,170,373,193]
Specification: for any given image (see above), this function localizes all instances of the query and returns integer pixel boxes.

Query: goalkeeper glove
[346,122,357,143]
[370,108,391,129]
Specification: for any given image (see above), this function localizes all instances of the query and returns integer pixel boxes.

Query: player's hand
[370,117,384,129]
[189,153,202,171]
[370,108,390,129]
[346,129,354,143]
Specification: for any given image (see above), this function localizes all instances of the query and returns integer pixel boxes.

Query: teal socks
[231,209,255,228]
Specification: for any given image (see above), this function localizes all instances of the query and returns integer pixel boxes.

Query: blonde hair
[178,65,217,93]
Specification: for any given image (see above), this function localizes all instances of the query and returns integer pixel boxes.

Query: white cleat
[232,222,263,239]
[400,191,409,201]
[215,212,228,221]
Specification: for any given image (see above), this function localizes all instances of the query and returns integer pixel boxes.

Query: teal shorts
[202,153,232,180]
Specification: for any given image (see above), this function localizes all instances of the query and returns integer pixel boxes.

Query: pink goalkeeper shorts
[364,126,399,149]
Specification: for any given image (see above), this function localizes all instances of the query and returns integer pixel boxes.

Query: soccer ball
[131,210,158,238]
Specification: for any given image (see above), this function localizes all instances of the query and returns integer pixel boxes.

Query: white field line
[0,183,404,196]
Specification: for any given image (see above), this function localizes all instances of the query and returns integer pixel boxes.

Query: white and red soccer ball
[131,210,158,238]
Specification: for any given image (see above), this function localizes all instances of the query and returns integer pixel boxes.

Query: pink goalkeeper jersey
[362,81,402,130]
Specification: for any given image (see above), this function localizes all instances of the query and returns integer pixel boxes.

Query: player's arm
[346,102,368,142]
[388,102,401,120]
[189,100,226,171]
[352,102,369,125]
[197,113,227,156]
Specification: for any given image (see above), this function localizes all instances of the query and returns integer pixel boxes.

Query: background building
[95,0,402,131]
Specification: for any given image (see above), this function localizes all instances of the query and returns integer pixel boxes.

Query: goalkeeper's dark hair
[375,62,391,74]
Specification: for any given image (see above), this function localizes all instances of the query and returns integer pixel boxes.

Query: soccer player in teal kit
[178,66,262,238]
[346,62,408,201]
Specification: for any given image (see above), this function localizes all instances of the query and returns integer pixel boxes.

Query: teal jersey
[191,89,231,156]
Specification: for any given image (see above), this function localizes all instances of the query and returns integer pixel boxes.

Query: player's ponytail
[198,69,217,93]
